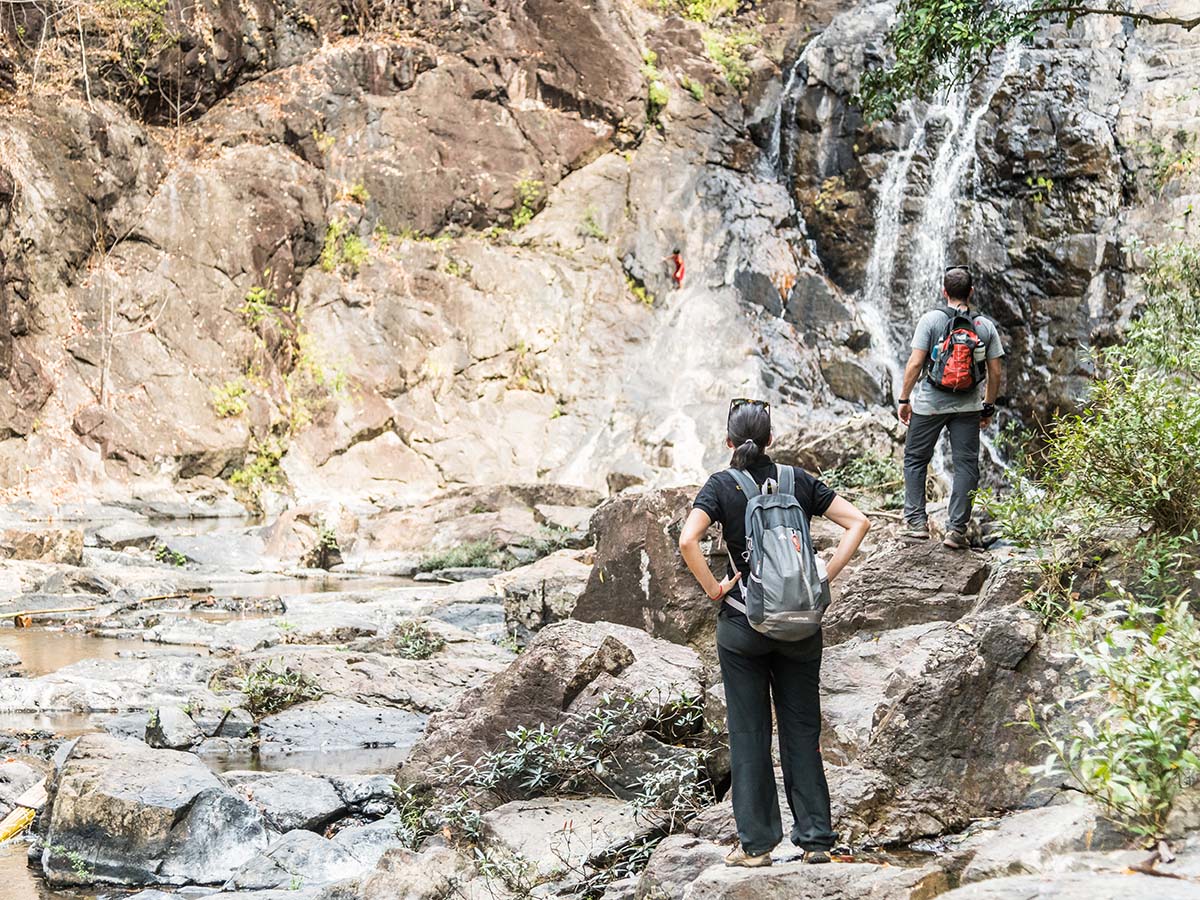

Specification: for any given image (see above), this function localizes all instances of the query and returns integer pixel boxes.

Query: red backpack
[926,307,987,393]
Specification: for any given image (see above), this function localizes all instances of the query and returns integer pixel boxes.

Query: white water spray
[767,46,813,176]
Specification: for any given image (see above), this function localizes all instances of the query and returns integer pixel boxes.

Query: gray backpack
[724,465,830,641]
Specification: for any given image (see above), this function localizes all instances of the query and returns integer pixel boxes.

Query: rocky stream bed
[1,486,1199,900]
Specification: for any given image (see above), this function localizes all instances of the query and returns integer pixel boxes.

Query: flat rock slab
[481,797,652,879]
[224,829,371,891]
[225,771,347,832]
[92,521,160,551]
[941,872,1200,899]
[258,699,427,758]
[684,857,949,899]
[0,654,222,713]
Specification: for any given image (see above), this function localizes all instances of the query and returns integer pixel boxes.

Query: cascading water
[767,46,813,178]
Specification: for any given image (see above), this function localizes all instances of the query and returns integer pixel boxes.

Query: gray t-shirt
[910,307,1004,415]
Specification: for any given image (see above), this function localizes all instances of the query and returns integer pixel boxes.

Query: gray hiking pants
[903,410,981,533]
[716,614,835,855]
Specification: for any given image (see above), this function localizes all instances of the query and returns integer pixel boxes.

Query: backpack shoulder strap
[776,464,796,497]
[726,467,759,499]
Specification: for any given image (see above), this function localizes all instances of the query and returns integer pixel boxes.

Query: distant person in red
[664,250,684,289]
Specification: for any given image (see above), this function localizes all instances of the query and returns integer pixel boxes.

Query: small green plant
[153,543,187,567]
[392,620,447,660]
[289,874,304,890]
[441,256,471,278]
[320,219,369,273]
[312,128,336,153]
[416,540,506,572]
[1026,174,1055,203]
[821,451,904,510]
[655,0,736,24]
[220,658,323,718]
[1143,135,1199,194]
[49,843,94,883]
[1027,593,1200,844]
[579,207,608,241]
[241,279,277,328]
[702,30,757,91]
[626,273,655,308]
[511,178,544,229]
[341,181,370,204]
[372,222,391,249]
[211,378,249,418]
[681,74,706,101]
[230,437,287,504]
[641,50,671,122]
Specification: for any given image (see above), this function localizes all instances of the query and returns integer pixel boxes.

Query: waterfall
[904,41,1025,319]
[855,38,1025,384]
[767,46,812,177]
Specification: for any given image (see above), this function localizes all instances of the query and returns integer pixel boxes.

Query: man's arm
[897,348,927,426]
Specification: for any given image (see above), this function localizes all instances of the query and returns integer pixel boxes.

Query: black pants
[903,411,981,533]
[716,614,835,855]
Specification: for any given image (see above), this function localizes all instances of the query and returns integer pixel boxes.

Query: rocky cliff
[4,0,1193,511]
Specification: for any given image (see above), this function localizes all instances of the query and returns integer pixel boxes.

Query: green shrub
[1027,594,1200,843]
[153,543,187,566]
[579,207,607,241]
[511,178,544,229]
[230,437,286,504]
[392,621,446,660]
[641,50,671,122]
[681,75,706,101]
[211,379,249,418]
[702,30,756,90]
[320,219,370,273]
[820,451,903,510]
[626,274,655,308]
[220,659,323,718]
[416,540,506,572]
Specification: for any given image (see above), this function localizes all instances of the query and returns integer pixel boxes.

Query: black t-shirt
[692,454,837,620]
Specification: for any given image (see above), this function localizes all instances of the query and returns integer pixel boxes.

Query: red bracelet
[708,585,725,601]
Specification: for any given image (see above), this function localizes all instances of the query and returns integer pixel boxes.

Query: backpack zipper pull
[791,530,803,553]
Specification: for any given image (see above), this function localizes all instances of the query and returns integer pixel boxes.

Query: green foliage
[655,0,736,24]
[392,620,447,660]
[221,658,323,718]
[230,437,286,504]
[579,207,608,241]
[626,274,655,308]
[681,75,706,102]
[512,178,544,229]
[859,1,1200,121]
[312,128,336,154]
[153,543,187,567]
[341,181,370,204]
[820,451,903,510]
[211,378,249,418]
[416,540,507,572]
[987,241,1200,546]
[241,280,277,328]
[1143,134,1199,194]
[1027,594,1200,843]
[641,50,671,122]
[701,30,756,91]
[1026,174,1054,204]
[49,843,94,883]
[515,525,578,560]
[320,219,369,273]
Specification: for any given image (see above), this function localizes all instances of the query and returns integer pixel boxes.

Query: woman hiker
[678,399,870,867]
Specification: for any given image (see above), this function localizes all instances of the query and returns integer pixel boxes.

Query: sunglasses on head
[945,264,970,274]
[728,398,770,420]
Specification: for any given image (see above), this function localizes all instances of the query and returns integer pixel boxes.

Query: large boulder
[492,549,593,635]
[0,528,84,565]
[404,619,722,803]
[823,539,991,645]
[573,488,723,659]
[223,830,370,891]
[258,699,427,764]
[42,734,271,886]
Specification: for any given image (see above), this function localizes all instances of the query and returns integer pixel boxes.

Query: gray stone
[146,706,204,750]
[225,771,347,832]
[216,708,256,738]
[680,854,949,899]
[258,699,427,758]
[941,873,1200,899]
[492,549,592,633]
[42,734,269,886]
[224,830,370,891]
[414,567,501,583]
[93,521,160,551]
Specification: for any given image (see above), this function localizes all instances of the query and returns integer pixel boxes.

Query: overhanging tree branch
[1032,6,1200,30]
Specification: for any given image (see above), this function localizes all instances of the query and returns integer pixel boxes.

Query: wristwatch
[981,402,996,419]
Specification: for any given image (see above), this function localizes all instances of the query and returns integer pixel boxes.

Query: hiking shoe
[724,846,772,868]
[943,530,969,550]
[901,522,930,540]
[804,849,832,865]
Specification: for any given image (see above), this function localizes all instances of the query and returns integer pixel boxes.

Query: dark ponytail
[728,403,771,470]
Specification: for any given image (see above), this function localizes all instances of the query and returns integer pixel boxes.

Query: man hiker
[896,265,1004,549]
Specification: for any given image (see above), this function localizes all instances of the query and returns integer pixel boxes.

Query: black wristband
[898,399,910,405]
[981,403,996,418]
